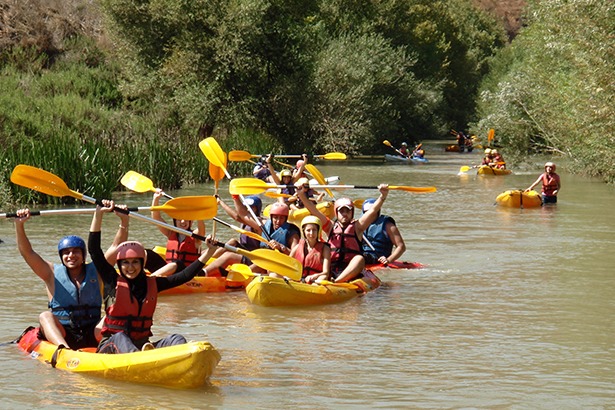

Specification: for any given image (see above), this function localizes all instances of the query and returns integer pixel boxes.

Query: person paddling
[297,184,389,283]
[14,207,129,349]
[89,200,217,353]
[525,162,561,204]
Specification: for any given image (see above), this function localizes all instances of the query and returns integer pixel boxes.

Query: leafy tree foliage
[473,0,614,182]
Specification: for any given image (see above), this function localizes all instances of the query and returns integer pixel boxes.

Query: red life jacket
[165,232,200,264]
[329,221,362,268]
[294,239,329,278]
[102,276,157,342]
[541,172,560,196]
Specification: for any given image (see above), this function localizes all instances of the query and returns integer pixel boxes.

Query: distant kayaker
[89,200,217,353]
[360,199,407,266]
[411,143,425,159]
[525,162,561,204]
[482,148,493,165]
[287,215,331,284]
[13,207,129,349]
[147,188,206,272]
[399,142,410,158]
[297,184,389,283]
[490,149,506,169]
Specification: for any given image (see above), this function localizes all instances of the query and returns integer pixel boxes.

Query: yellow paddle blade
[199,137,230,179]
[233,247,302,280]
[208,160,226,183]
[10,165,83,200]
[305,164,335,199]
[120,171,155,193]
[382,140,393,148]
[226,263,256,281]
[318,152,346,160]
[353,199,365,209]
[151,196,218,220]
[459,166,471,173]
[488,128,495,144]
[228,150,255,161]
[229,178,274,195]
[265,191,292,199]
[389,185,437,193]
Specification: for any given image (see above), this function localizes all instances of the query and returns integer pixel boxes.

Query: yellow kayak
[17,327,221,389]
[496,189,542,208]
[477,165,512,175]
[245,271,381,307]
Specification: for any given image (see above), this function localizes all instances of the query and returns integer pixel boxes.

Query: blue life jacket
[261,220,299,247]
[362,215,395,258]
[49,263,102,328]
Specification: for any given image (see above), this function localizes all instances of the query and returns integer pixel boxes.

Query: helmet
[279,169,292,178]
[244,195,262,215]
[295,160,305,169]
[544,162,556,170]
[116,241,146,262]
[401,142,408,146]
[362,198,377,213]
[491,149,498,154]
[300,215,322,239]
[295,177,309,187]
[58,235,86,258]
[269,202,289,217]
[484,148,492,154]
[334,197,354,214]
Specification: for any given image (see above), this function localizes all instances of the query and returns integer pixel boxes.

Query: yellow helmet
[491,149,498,154]
[279,169,292,178]
[300,215,322,239]
[484,148,492,154]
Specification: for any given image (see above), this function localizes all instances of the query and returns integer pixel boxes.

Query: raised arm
[357,184,389,232]
[151,189,171,237]
[14,209,54,283]
[104,204,131,265]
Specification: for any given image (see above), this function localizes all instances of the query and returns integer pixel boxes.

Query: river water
[1,144,614,409]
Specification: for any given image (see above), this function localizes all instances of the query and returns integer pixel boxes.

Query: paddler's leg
[39,311,70,347]
[333,255,366,283]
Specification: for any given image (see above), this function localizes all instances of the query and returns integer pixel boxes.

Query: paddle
[225,263,260,281]
[1,206,150,218]
[265,191,293,199]
[383,140,406,157]
[304,164,335,199]
[208,154,226,238]
[229,178,437,195]
[228,150,346,161]
[198,137,272,241]
[120,171,172,199]
[10,165,218,221]
[488,128,495,146]
[212,217,266,243]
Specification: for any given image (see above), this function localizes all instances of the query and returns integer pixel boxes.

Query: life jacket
[541,172,559,196]
[280,185,297,196]
[261,220,299,247]
[294,239,329,278]
[165,232,200,264]
[49,263,102,328]
[239,223,263,251]
[362,215,394,258]
[102,276,157,342]
[329,220,363,268]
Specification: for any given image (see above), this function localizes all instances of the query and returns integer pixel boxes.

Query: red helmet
[116,241,146,263]
[269,202,290,217]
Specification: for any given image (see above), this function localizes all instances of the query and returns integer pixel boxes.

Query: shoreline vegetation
[1,0,612,208]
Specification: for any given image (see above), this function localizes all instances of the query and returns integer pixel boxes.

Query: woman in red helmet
[89,200,216,353]
[526,162,561,204]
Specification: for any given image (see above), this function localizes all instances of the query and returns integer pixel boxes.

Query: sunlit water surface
[1,145,614,409]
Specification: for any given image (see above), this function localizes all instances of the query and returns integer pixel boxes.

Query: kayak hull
[495,189,542,208]
[384,154,428,164]
[246,271,381,307]
[477,165,512,175]
[367,260,426,271]
[16,327,221,389]
[161,275,253,295]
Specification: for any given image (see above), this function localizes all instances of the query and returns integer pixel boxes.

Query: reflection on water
[1,145,615,407]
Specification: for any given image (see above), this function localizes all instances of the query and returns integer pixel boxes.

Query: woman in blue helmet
[14,207,129,349]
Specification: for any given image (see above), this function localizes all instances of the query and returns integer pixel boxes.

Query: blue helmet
[58,235,86,257]
[244,195,262,215]
[362,198,377,213]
